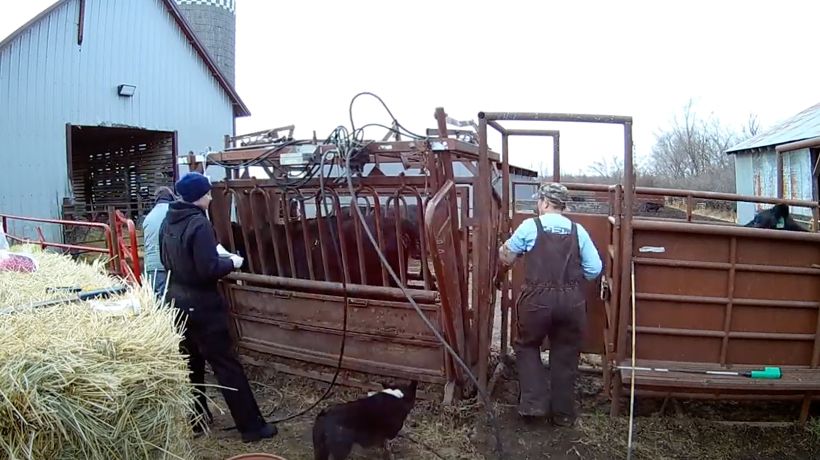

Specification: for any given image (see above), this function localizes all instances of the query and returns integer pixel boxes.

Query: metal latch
[599,278,611,301]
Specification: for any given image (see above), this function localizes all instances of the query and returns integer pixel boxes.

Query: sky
[3,0,820,175]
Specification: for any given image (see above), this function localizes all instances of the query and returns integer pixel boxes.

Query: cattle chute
[189,107,537,401]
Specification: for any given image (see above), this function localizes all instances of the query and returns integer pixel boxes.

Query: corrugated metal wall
[734,151,757,225]
[782,148,813,217]
[0,0,235,241]
[736,147,814,224]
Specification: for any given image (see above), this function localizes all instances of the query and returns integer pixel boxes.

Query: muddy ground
[190,204,820,459]
[191,355,820,460]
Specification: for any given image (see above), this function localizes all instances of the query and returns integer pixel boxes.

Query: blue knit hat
[175,172,211,203]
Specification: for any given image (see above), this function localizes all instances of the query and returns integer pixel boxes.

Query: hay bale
[0,246,196,459]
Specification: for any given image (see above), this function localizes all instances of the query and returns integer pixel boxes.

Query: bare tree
[648,99,753,193]
[588,154,624,182]
[743,113,760,138]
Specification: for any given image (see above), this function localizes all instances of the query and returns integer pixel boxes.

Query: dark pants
[513,296,586,419]
[178,307,266,433]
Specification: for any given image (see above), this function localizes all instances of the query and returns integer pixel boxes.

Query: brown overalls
[514,216,586,419]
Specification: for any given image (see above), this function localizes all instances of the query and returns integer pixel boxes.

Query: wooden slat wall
[71,132,175,216]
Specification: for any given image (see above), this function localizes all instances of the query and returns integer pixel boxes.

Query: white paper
[215,243,233,258]
[89,298,141,316]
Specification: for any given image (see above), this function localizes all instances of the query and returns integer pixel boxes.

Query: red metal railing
[111,208,141,284]
[0,211,140,284]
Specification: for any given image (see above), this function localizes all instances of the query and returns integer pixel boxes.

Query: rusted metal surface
[611,196,820,422]
[225,283,446,383]
[483,109,820,424]
[776,135,820,153]
[201,119,520,396]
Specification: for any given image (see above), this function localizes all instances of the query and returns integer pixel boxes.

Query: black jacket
[159,201,234,312]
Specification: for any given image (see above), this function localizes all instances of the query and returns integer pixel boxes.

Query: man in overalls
[495,183,602,426]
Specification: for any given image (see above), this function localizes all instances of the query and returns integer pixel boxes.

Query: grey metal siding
[0,0,234,241]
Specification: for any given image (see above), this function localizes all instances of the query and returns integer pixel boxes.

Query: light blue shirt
[142,202,170,273]
[505,213,603,280]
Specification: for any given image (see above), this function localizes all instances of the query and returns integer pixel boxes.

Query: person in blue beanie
[159,172,277,442]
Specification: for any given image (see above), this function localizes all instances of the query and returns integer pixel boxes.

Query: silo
[174,0,236,86]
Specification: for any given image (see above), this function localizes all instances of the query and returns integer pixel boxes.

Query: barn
[0,0,248,242]
[726,102,820,225]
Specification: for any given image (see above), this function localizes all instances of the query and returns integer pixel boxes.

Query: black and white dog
[312,380,418,460]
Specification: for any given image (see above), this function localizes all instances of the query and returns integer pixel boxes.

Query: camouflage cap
[532,182,570,206]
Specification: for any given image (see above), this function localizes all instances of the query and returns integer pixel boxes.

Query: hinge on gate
[599,278,611,302]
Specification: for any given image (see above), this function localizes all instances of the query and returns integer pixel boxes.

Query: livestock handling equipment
[485,110,820,425]
[0,210,141,284]
[183,105,538,405]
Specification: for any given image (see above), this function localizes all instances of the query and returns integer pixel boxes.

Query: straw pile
[0,245,196,459]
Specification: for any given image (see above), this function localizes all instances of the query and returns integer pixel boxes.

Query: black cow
[312,380,418,460]
[744,203,808,231]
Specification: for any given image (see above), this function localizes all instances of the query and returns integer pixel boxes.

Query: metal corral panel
[0,0,236,240]
[626,223,820,368]
[782,148,814,217]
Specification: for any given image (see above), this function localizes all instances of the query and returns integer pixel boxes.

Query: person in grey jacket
[142,186,176,296]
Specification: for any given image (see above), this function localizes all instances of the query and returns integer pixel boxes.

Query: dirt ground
[190,203,820,459]
[190,355,820,460]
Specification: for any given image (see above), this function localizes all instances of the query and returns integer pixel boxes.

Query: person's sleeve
[577,224,603,280]
[191,220,234,281]
[505,219,536,254]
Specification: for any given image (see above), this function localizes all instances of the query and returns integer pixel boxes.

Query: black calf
[744,203,808,231]
[312,380,418,460]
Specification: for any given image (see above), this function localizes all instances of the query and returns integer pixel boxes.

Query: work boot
[241,423,278,443]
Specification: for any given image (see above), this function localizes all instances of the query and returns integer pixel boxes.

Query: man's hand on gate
[493,265,508,290]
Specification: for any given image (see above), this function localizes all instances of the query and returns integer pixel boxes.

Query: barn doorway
[63,125,178,243]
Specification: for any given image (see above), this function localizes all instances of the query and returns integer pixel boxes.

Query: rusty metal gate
[486,110,820,423]
[192,109,535,399]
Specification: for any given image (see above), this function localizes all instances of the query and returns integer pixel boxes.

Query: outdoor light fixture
[117,84,136,97]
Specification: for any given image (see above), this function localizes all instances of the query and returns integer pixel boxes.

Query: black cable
[222,94,505,460]
[348,92,428,140]
[222,136,350,431]
[265,146,350,425]
[339,98,504,457]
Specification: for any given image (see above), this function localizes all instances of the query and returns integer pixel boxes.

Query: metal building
[0,0,249,241]
[726,103,820,224]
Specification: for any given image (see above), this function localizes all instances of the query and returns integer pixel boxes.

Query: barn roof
[0,0,250,118]
[726,102,820,154]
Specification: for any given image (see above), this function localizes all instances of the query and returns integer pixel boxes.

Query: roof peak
[726,101,820,154]
[0,0,249,117]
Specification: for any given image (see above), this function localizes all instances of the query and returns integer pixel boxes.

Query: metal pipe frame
[478,111,635,402]
[776,136,820,153]
[1,213,118,273]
